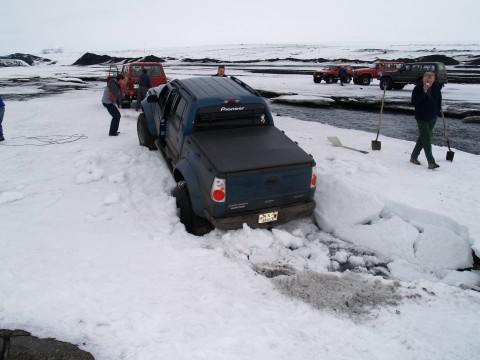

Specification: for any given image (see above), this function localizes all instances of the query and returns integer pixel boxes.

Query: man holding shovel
[410,72,442,169]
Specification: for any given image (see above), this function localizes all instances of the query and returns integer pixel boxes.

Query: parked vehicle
[138,76,317,235]
[352,61,405,85]
[313,64,353,84]
[107,62,167,107]
[378,62,448,90]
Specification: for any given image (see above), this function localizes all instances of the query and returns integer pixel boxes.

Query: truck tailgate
[189,126,314,212]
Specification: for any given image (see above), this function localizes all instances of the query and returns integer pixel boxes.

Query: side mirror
[147,94,158,103]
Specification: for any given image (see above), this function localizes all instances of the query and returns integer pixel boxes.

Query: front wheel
[359,75,371,86]
[325,75,334,84]
[379,78,393,90]
[137,113,156,150]
[175,181,213,236]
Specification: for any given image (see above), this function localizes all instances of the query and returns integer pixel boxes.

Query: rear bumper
[206,200,316,230]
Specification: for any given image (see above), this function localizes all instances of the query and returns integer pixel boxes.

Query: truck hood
[189,126,314,174]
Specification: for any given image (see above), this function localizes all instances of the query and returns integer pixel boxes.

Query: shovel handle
[376,87,387,141]
[344,146,369,154]
[441,110,453,151]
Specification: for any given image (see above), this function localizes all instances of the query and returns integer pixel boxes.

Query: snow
[1,43,480,359]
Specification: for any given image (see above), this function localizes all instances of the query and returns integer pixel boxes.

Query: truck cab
[353,61,405,85]
[379,62,448,90]
[121,62,167,107]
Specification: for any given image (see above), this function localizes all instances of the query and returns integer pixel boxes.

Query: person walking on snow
[410,72,442,169]
[102,74,125,136]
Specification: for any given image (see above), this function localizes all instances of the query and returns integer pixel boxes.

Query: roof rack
[229,76,261,96]
[171,79,197,101]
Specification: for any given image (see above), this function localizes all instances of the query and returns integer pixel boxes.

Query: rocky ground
[0,330,94,360]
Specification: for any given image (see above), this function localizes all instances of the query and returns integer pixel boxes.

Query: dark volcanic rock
[414,54,459,65]
[0,53,54,66]
[0,329,94,359]
[182,57,223,63]
[73,53,168,66]
[73,52,121,65]
[466,57,480,65]
[392,55,459,65]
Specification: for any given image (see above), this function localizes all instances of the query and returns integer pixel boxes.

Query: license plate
[258,211,278,224]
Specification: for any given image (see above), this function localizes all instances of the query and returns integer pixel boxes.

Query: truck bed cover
[189,126,314,174]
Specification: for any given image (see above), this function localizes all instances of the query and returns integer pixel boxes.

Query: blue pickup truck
[137,76,317,235]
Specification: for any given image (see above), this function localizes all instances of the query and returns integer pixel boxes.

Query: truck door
[165,95,188,163]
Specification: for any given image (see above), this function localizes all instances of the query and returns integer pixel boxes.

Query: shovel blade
[371,140,381,151]
[446,151,455,162]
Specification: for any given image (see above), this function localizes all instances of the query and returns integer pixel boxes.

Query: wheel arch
[174,160,205,217]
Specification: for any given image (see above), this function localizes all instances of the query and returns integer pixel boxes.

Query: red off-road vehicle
[108,62,168,107]
[313,64,353,84]
[352,61,405,85]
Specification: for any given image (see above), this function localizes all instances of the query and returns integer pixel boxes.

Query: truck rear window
[194,105,268,132]
[132,65,163,77]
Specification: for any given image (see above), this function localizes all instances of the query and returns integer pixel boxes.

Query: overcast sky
[1,0,479,54]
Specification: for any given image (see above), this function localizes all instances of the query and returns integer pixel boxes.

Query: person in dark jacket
[0,95,5,141]
[410,72,442,169]
[136,68,151,111]
[213,65,226,77]
[102,74,125,136]
[338,66,347,86]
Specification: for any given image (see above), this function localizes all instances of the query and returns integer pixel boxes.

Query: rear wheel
[379,77,393,90]
[175,181,213,236]
[313,77,321,83]
[137,113,156,149]
[325,75,334,84]
[359,75,371,85]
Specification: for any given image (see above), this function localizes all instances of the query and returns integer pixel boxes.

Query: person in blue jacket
[0,95,5,141]
[410,72,442,169]
[102,74,125,136]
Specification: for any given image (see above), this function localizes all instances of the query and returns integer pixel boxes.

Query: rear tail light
[311,166,317,188]
[210,177,226,202]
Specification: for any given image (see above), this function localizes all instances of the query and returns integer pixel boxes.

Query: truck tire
[325,75,334,84]
[137,112,156,149]
[359,75,371,85]
[175,181,213,236]
[313,78,321,83]
[353,78,359,85]
[379,78,393,90]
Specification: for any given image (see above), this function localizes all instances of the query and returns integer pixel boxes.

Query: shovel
[441,109,455,161]
[372,85,386,150]
[328,136,369,154]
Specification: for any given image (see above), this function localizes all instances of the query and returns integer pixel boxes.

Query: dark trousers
[411,118,437,163]
[103,102,121,135]
[136,86,148,111]
[0,106,4,136]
